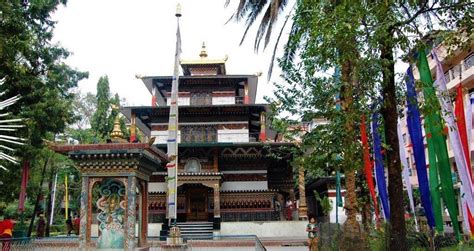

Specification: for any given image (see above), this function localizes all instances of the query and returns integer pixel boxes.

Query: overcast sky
[52,0,292,106]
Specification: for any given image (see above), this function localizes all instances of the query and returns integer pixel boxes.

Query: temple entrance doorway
[186,186,209,221]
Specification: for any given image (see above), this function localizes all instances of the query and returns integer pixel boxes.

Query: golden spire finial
[110,105,126,143]
[199,42,208,58]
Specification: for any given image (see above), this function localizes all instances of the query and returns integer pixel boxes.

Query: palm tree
[226,0,294,79]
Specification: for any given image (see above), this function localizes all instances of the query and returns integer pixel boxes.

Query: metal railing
[179,132,261,143]
[0,236,80,251]
[0,235,270,251]
[444,53,473,83]
[147,234,267,250]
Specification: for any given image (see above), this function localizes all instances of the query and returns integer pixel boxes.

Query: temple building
[121,44,303,237]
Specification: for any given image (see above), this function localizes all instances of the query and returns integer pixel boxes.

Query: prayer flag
[405,66,436,229]
[372,112,390,220]
[166,9,182,221]
[418,49,460,238]
[397,118,418,231]
[360,115,379,221]
[18,160,29,212]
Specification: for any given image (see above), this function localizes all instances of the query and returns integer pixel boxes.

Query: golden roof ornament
[110,105,126,143]
[199,42,208,58]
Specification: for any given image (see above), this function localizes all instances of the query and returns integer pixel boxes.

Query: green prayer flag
[336,171,343,207]
[417,49,461,240]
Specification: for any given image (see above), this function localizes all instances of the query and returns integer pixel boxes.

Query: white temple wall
[212,96,235,105]
[217,129,249,142]
[148,182,167,193]
[220,181,267,191]
[166,97,190,106]
[219,221,307,238]
[328,189,347,224]
[151,130,181,144]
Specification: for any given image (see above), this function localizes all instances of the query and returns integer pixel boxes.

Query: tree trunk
[361,199,372,233]
[339,59,365,250]
[27,157,50,237]
[380,39,407,250]
[343,170,360,234]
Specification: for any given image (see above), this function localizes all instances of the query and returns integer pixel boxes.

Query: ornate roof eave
[220,189,279,193]
[138,74,259,105]
[54,143,169,179]
[180,59,227,65]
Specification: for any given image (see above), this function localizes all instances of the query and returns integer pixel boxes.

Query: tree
[91,76,111,139]
[367,1,472,248]
[0,1,87,208]
[72,91,96,130]
[234,0,472,249]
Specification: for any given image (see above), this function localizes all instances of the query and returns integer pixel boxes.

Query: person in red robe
[285,199,294,220]
[73,215,80,235]
[0,216,14,251]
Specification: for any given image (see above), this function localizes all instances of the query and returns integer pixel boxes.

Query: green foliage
[0,0,87,210]
[314,190,333,216]
[72,91,97,130]
[0,0,88,153]
[91,76,111,139]
[2,200,33,219]
[89,77,129,142]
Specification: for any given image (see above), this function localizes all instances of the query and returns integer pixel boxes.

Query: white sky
[52,0,291,106]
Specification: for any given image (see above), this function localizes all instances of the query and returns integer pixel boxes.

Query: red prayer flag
[454,84,474,233]
[361,115,380,221]
[18,160,29,212]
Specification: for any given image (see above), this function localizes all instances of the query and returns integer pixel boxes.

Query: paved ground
[174,248,306,251]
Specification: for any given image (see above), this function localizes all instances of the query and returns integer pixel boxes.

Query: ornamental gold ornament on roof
[110,115,125,142]
[199,42,208,58]
[110,105,126,143]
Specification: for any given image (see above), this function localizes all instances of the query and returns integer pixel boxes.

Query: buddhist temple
[121,44,302,238]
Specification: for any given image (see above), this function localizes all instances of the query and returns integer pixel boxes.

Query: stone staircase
[176,222,213,240]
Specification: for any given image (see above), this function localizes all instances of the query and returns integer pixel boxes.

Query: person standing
[36,214,46,238]
[306,217,319,251]
[285,199,294,220]
[0,215,14,251]
[65,216,73,236]
[73,215,80,235]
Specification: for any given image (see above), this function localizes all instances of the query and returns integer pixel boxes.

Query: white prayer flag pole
[166,3,182,226]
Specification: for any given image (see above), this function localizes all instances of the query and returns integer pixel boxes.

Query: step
[178,226,213,230]
[180,229,213,232]
[176,222,213,226]
[177,225,213,228]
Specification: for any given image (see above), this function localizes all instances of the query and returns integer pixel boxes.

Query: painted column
[243,81,250,104]
[126,176,137,250]
[130,112,136,143]
[79,176,89,249]
[140,180,148,246]
[213,183,221,218]
[259,112,266,142]
[213,149,219,172]
[298,165,308,220]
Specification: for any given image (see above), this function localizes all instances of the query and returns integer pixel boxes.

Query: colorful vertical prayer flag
[360,115,379,221]
[166,7,182,222]
[397,118,418,231]
[18,160,29,212]
[418,49,460,238]
[65,175,68,219]
[372,112,390,220]
[405,66,436,229]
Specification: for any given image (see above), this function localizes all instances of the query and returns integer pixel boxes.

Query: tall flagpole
[50,172,58,225]
[166,3,182,227]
